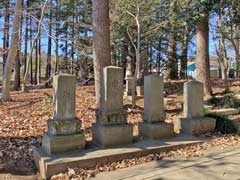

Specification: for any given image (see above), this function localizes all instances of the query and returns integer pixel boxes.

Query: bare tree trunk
[2,0,22,101]
[196,13,212,98]
[22,0,48,91]
[165,1,178,80]
[14,4,23,91]
[45,0,52,87]
[166,33,178,80]
[14,50,21,90]
[23,8,28,75]
[93,0,111,108]
[180,27,189,79]
[3,0,10,75]
[35,39,38,85]
[37,34,41,84]
[30,18,33,84]
[231,41,240,78]
[55,0,60,74]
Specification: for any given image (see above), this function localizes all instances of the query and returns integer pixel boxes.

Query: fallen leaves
[51,135,240,180]
[0,83,240,177]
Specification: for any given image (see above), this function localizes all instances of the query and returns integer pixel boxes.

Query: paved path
[92,146,240,180]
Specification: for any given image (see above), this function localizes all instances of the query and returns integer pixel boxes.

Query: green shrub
[205,113,239,134]
[208,96,222,106]
[223,94,240,109]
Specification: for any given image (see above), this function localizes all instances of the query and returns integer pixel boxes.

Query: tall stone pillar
[92,66,133,146]
[42,74,85,155]
[124,58,133,96]
[179,80,216,134]
[139,75,174,139]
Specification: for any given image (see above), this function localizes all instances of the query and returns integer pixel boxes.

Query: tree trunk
[14,3,23,91]
[231,41,240,78]
[35,39,38,85]
[165,1,178,80]
[195,13,212,98]
[3,0,10,75]
[55,0,60,74]
[93,0,111,108]
[166,33,178,80]
[2,0,22,101]
[180,28,189,79]
[45,0,52,86]
[221,64,229,92]
[23,10,28,75]
[37,35,41,84]
[14,49,21,90]
[30,18,33,84]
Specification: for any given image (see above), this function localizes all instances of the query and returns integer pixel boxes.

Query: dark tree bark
[166,32,178,80]
[196,13,212,97]
[93,0,111,108]
[180,27,189,79]
[45,0,52,86]
[30,18,33,84]
[24,13,28,75]
[3,0,10,75]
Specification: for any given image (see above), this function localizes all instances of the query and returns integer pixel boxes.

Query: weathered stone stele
[53,74,76,120]
[42,74,85,155]
[139,75,174,139]
[176,80,216,135]
[101,66,123,112]
[98,66,127,125]
[93,66,133,146]
[125,77,133,96]
[143,75,164,122]
[183,80,204,118]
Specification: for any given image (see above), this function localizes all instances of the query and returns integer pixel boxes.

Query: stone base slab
[42,133,85,155]
[92,123,133,147]
[178,117,216,135]
[139,122,174,139]
[33,135,208,179]
[47,118,81,135]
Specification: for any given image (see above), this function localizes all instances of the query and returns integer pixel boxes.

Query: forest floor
[0,80,240,179]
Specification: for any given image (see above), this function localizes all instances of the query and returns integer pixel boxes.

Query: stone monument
[42,74,85,155]
[178,80,216,134]
[124,58,133,96]
[139,75,174,139]
[92,66,133,146]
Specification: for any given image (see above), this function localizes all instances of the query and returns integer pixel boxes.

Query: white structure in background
[186,56,236,79]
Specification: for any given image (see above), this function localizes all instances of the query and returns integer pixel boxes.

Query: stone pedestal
[124,76,133,96]
[92,66,133,147]
[41,74,85,155]
[92,124,133,147]
[140,75,174,139]
[177,81,216,135]
[136,86,144,96]
[139,122,174,139]
[180,117,216,134]
[42,133,85,155]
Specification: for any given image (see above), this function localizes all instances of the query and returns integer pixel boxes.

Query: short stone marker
[139,75,174,139]
[178,80,216,134]
[136,85,144,96]
[42,74,85,155]
[124,60,133,96]
[92,66,133,146]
